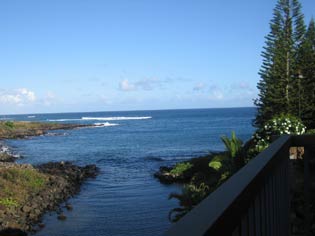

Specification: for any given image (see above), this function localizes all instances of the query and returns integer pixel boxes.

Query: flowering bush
[252,114,306,153]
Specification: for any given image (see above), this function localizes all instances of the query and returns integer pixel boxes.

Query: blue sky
[1,0,314,114]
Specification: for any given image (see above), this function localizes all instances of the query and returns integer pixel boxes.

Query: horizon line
[0,106,256,116]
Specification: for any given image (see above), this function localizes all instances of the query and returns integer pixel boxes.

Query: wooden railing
[165,135,315,236]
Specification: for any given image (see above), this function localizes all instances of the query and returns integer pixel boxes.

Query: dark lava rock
[38,223,45,229]
[0,153,16,162]
[0,228,28,236]
[57,213,67,221]
[21,206,32,214]
[65,203,73,211]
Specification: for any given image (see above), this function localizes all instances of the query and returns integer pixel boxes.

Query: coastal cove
[1,108,255,236]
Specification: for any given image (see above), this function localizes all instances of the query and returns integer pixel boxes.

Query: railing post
[284,146,290,236]
[303,147,311,236]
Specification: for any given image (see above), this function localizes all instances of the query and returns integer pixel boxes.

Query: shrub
[208,160,222,170]
[169,132,245,223]
[221,131,243,159]
[306,129,315,134]
[219,131,245,170]
[168,183,209,222]
[4,121,14,129]
[170,162,193,176]
[252,114,306,153]
[208,153,229,171]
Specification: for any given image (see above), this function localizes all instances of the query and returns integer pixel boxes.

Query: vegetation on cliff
[0,121,91,139]
[0,162,98,232]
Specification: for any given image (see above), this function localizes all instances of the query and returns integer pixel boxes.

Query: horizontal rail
[292,134,315,147]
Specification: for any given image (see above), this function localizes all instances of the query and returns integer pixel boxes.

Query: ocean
[3,107,256,236]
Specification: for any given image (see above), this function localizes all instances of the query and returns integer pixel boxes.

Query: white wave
[47,116,152,122]
[27,115,36,118]
[82,116,152,121]
[45,132,69,136]
[0,118,12,120]
[47,118,82,122]
[0,144,9,153]
[94,122,119,127]
[0,143,20,158]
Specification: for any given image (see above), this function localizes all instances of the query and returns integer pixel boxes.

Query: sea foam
[82,116,152,121]
[94,122,119,127]
[47,116,152,122]
[47,119,82,122]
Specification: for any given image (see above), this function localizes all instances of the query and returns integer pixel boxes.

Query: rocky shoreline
[0,122,99,235]
[0,161,98,233]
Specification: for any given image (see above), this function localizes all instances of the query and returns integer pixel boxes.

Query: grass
[4,121,14,129]
[0,167,48,208]
[0,121,70,139]
[0,198,18,207]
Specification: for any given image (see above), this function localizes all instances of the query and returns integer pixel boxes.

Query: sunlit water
[3,108,256,236]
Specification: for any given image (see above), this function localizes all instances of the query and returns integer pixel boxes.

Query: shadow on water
[0,228,27,236]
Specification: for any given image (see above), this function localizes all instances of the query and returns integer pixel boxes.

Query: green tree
[296,19,315,128]
[254,0,306,128]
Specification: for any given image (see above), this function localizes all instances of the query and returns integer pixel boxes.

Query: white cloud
[0,88,36,105]
[210,90,224,100]
[99,95,112,105]
[134,78,160,90]
[208,85,224,100]
[119,78,163,92]
[17,88,36,101]
[193,82,206,91]
[42,91,56,106]
[118,76,191,92]
[119,79,136,91]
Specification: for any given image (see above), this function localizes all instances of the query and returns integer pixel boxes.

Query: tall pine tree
[254,0,306,128]
[297,19,315,128]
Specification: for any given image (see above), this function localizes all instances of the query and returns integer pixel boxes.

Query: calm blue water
[3,108,256,236]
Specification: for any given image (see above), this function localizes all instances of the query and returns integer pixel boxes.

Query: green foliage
[169,132,246,222]
[216,171,231,187]
[306,129,315,134]
[170,162,193,176]
[221,131,243,159]
[220,131,245,170]
[0,197,18,207]
[251,114,306,154]
[4,121,14,129]
[168,183,210,222]
[208,153,229,171]
[0,167,48,209]
[296,18,315,129]
[0,168,46,191]
[254,0,306,128]
[208,160,222,170]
